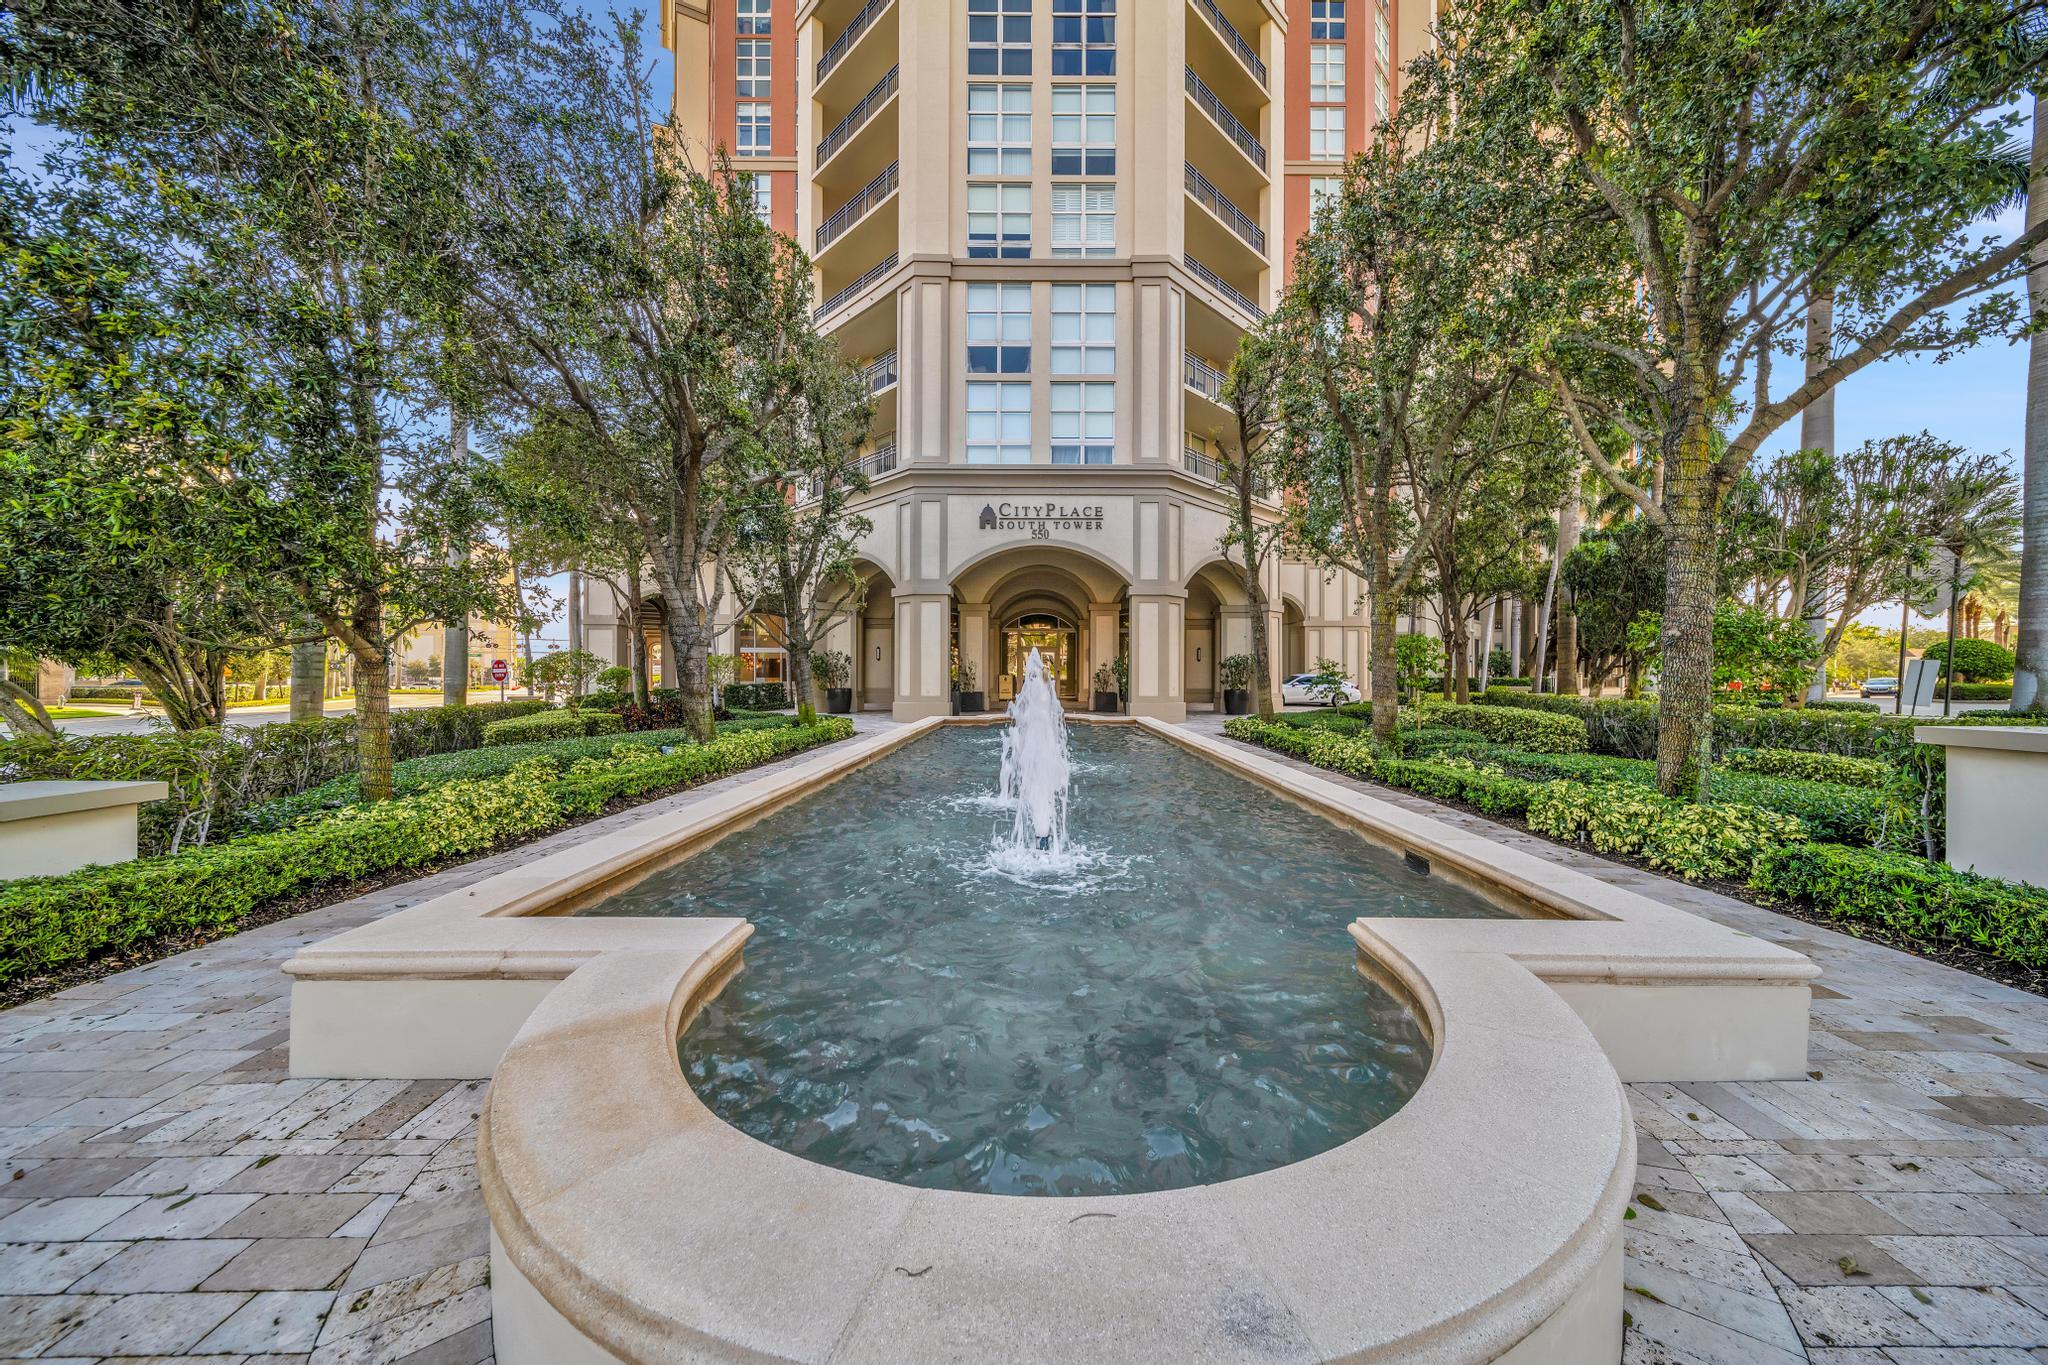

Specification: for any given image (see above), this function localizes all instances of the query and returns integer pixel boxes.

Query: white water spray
[997,647,1072,855]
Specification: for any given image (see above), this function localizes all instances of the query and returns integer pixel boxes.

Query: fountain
[997,647,1071,853]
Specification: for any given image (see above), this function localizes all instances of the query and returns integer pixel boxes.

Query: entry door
[1186,623,1216,704]
[862,622,894,709]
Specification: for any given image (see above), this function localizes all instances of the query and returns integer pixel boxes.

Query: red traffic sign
[489,659,509,683]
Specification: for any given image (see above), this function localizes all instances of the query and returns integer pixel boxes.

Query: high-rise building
[582,0,1427,717]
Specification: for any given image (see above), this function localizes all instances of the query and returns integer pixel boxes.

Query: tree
[1923,448,2024,707]
[1562,515,1665,698]
[439,2,812,742]
[522,648,606,703]
[5,0,522,798]
[1415,0,2048,795]
[2019,88,2048,713]
[1216,324,1301,717]
[728,333,875,723]
[1630,601,1822,698]
[1922,637,2016,682]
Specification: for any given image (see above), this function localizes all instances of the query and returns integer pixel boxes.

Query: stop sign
[489,659,509,683]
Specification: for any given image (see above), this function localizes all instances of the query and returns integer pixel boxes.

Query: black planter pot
[958,690,985,714]
[949,690,961,716]
[1093,690,1120,714]
[824,688,853,714]
[1223,688,1251,715]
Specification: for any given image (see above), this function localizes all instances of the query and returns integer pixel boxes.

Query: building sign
[977,500,1107,540]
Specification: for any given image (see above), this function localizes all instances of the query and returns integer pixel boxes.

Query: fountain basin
[286,716,1816,1361]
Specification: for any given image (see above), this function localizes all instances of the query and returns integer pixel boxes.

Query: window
[1050,283,1114,375]
[1375,70,1390,122]
[1309,106,1345,160]
[735,39,771,98]
[1050,183,1114,256]
[736,102,771,156]
[967,283,1031,374]
[735,615,787,682]
[1051,383,1113,464]
[1050,85,1114,175]
[967,85,1032,175]
[749,173,773,222]
[1310,43,1345,103]
[967,183,1031,257]
[1374,5,1389,63]
[967,382,1031,463]
[968,0,1031,75]
[1308,176,1341,225]
[1310,0,1345,38]
[736,0,770,34]
[1051,0,1115,76]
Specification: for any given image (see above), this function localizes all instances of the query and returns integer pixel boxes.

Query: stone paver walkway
[2,711,2045,1361]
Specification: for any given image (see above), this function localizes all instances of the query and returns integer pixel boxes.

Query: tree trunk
[787,630,815,722]
[1554,491,1582,695]
[1450,613,1472,703]
[567,570,584,697]
[1656,451,1720,800]
[625,571,651,707]
[290,638,326,721]
[1368,585,1400,745]
[355,638,394,802]
[0,663,57,738]
[1249,585,1276,716]
[443,414,470,709]
[2016,88,2047,714]
[1534,538,1560,691]
[1798,287,1837,707]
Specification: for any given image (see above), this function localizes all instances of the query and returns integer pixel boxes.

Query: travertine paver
[1196,714,2048,1365]
[3,710,2046,1362]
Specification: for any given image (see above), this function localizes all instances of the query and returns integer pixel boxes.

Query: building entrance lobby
[1000,613,1082,703]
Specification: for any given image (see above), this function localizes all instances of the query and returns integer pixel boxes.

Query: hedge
[723,682,789,711]
[1404,700,1588,753]
[482,709,624,746]
[1752,842,2048,968]
[1527,781,1806,881]
[0,718,854,984]
[1224,717,1542,817]
[0,700,551,856]
[1717,747,1890,789]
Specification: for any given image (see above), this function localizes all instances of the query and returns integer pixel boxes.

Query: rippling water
[584,725,1511,1196]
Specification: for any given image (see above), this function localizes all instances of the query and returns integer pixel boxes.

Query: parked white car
[1280,673,1363,706]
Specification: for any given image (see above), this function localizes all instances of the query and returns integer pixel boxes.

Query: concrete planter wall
[1915,725,2048,885]
[0,780,168,879]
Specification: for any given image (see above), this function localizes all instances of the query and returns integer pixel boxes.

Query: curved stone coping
[479,925,1636,1363]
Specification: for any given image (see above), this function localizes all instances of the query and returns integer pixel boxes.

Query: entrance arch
[851,562,896,710]
[1282,598,1307,677]
[950,545,1130,712]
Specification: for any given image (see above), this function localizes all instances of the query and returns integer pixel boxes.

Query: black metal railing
[863,350,898,393]
[1189,0,1267,87]
[1184,352,1228,402]
[1184,66,1266,171]
[1184,445,1272,497]
[817,0,892,83]
[1183,254,1264,318]
[1184,162,1265,253]
[816,161,899,254]
[814,252,899,320]
[818,65,899,166]
[859,441,898,477]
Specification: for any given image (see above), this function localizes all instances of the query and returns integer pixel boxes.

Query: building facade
[583,0,1424,718]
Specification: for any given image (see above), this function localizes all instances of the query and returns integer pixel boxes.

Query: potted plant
[1112,653,1130,711]
[954,659,984,714]
[1219,653,1254,714]
[1092,662,1119,713]
[812,649,853,714]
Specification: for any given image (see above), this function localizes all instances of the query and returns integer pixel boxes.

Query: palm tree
[2018,89,2047,713]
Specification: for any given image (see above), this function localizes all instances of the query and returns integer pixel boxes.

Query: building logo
[978,499,1108,541]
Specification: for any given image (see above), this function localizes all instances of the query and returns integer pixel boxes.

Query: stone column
[955,601,991,702]
[1087,601,1123,700]
[1127,591,1186,721]
[289,638,327,721]
[892,591,954,721]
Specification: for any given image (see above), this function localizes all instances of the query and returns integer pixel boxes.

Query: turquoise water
[585,725,1511,1196]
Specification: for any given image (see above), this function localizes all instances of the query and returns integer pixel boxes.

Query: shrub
[0,718,854,983]
[1528,781,1804,879]
[1719,747,1889,789]
[1920,638,2015,683]
[1412,701,1587,753]
[1478,690,1660,758]
[1806,699,1880,714]
[482,709,624,747]
[723,682,788,711]
[596,666,632,692]
[1527,782,1671,855]
[1222,717,1542,815]
[811,650,852,689]
[1752,843,2048,967]
[1219,654,1254,690]
[1941,682,2014,701]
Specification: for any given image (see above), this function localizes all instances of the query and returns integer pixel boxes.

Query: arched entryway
[1000,611,1082,702]
[1282,599,1307,677]
[852,563,896,710]
[1182,562,1252,710]
[949,545,1131,714]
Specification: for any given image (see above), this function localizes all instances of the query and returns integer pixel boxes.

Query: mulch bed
[1223,734,2048,1003]
[0,760,813,1014]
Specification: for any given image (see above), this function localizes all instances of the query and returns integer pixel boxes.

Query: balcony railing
[863,350,898,394]
[1184,352,1228,402]
[817,0,892,83]
[816,161,899,254]
[798,440,899,504]
[1184,446,1272,497]
[814,252,899,321]
[818,65,898,167]
[1189,0,1267,88]
[1184,253,1264,318]
[1183,66,1266,171]
[1184,162,1265,253]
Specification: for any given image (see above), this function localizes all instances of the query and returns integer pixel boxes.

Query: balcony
[1188,0,1266,90]
[1185,253,1263,320]
[862,350,898,394]
[816,161,899,256]
[1184,352,1229,404]
[815,253,899,322]
[817,65,899,185]
[816,0,897,103]
[1184,445,1274,499]
[1185,163,1264,255]
[797,440,898,504]
[1184,66,1265,174]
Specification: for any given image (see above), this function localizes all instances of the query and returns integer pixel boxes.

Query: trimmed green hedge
[1526,781,1805,881]
[723,682,789,711]
[482,709,624,746]
[1720,747,1889,789]
[0,718,854,984]
[1405,700,1589,753]
[1225,717,1543,817]
[1752,843,2048,967]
